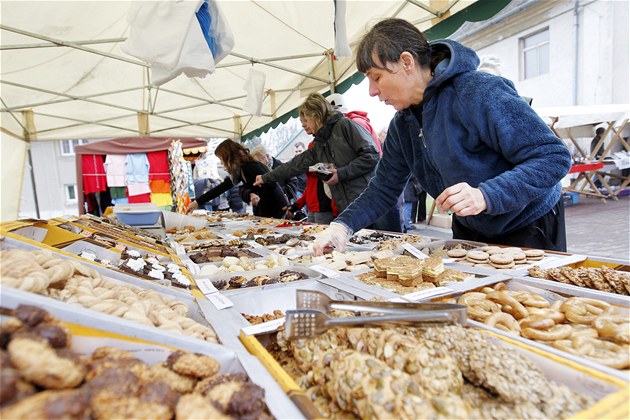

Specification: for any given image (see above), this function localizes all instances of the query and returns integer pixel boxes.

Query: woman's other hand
[436,182,487,216]
[253,175,264,186]
[250,193,260,206]
[186,201,199,214]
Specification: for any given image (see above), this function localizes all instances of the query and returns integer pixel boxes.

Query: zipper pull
[419,128,427,148]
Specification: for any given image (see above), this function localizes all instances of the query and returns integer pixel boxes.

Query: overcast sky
[343,77,397,133]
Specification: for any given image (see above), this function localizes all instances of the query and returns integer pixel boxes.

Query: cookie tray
[0,235,197,300]
[239,318,628,419]
[442,277,630,380]
[0,298,303,420]
[196,279,368,351]
[521,255,630,305]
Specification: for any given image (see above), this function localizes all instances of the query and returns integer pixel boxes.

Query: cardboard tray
[240,322,629,419]
[442,277,629,380]
[0,296,302,420]
[1,235,196,300]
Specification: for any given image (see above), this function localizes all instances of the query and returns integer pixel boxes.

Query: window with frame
[59,139,88,156]
[65,184,78,203]
[521,29,549,80]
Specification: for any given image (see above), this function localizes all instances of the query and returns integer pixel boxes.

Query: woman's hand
[253,175,264,186]
[250,193,260,206]
[435,182,487,217]
[323,168,339,185]
[186,201,199,214]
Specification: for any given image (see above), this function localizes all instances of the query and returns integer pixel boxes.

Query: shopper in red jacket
[285,140,339,224]
[327,93,383,156]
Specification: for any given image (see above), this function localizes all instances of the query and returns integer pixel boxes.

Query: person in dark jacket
[250,145,300,202]
[402,176,423,231]
[313,18,571,255]
[254,93,402,232]
[186,140,288,218]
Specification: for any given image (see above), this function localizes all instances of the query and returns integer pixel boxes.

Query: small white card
[207,293,234,310]
[311,264,340,278]
[241,318,286,335]
[403,286,454,301]
[387,297,407,303]
[249,240,264,249]
[183,260,200,275]
[173,243,186,256]
[195,277,218,296]
[401,243,429,259]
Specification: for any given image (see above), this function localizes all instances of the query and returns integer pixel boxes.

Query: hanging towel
[243,68,266,116]
[82,154,107,194]
[147,150,171,181]
[128,183,152,197]
[104,154,127,186]
[334,0,352,57]
[122,0,216,86]
[150,179,172,194]
[126,153,150,184]
[151,192,173,207]
[127,191,152,204]
[109,186,127,199]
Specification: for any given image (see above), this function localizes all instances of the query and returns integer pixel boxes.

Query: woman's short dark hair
[357,18,431,72]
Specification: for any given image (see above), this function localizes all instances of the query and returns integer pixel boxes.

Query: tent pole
[26,144,41,219]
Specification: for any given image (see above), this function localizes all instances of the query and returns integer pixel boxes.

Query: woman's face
[300,114,320,135]
[365,53,427,110]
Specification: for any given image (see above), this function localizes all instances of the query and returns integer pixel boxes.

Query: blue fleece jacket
[337,39,571,238]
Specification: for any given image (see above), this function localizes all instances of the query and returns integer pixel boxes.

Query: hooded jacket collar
[315,111,343,142]
[401,39,480,122]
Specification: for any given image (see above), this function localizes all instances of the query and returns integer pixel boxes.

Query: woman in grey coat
[255,93,402,232]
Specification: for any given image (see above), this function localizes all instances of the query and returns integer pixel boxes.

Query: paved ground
[411,195,630,260]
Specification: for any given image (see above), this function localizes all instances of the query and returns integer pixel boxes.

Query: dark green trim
[425,0,512,40]
[242,0,511,141]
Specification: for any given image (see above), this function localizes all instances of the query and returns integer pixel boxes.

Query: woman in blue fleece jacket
[314,18,571,254]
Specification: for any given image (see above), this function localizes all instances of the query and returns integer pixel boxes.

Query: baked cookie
[32,323,70,349]
[466,251,489,264]
[197,374,266,417]
[489,254,515,270]
[91,346,136,361]
[143,363,196,394]
[87,354,148,382]
[7,335,86,390]
[510,251,527,265]
[165,351,220,379]
[176,394,230,420]
[524,249,545,261]
[0,388,91,419]
[447,248,468,259]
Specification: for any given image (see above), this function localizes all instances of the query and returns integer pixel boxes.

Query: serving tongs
[285,290,467,339]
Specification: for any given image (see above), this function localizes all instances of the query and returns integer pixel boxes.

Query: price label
[173,244,186,256]
[241,318,286,336]
[311,264,340,278]
[387,297,407,303]
[195,277,218,296]
[183,260,200,275]
[403,286,454,302]
[207,293,234,310]
[249,240,264,249]
[401,243,429,259]
[114,243,126,251]
[80,230,93,238]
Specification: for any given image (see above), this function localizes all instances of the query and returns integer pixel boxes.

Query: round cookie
[466,250,489,264]
[510,251,528,264]
[525,249,545,261]
[479,246,501,253]
[489,253,515,270]
[447,248,468,259]
[503,247,524,253]
[166,351,220,379]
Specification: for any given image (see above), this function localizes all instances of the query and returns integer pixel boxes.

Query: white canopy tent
[0,0,509,221]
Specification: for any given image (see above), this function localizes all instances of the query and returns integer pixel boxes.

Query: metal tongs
[285,290,467,339]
